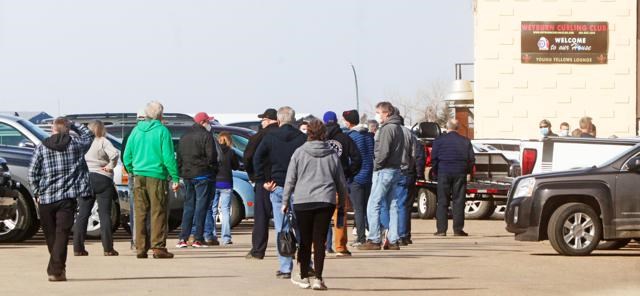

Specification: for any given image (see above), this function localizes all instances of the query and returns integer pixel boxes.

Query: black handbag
[277,210,297,257]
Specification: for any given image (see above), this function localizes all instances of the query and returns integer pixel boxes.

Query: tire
[597,239,631,250]
[229,194,244,228]
[85,199,120,239]
[492,205,507,220]
[417,189,437,219]
[547,202,602,256]
[464,200,496,220]
[0,189,37,243]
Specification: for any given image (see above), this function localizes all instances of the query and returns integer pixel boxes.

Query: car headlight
[513,177,535,199]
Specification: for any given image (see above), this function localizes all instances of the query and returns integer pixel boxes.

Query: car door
[613,152,640,233]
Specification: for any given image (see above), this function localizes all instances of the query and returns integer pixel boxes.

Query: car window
[0,122,30,147]
[18,119,49,141]
[620,151,640,171]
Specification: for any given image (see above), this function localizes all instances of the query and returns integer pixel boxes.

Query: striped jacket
[29,123,94,204]
[346,126,375,185]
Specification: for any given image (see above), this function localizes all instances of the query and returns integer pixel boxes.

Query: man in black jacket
[176,112,218,248]
[244,108,279,260]
[323,111,362,257]
[254,106,306,279]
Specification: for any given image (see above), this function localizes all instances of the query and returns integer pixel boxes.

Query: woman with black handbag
[282,119,348,291]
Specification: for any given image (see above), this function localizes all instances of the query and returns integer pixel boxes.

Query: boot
[152,248,174,259]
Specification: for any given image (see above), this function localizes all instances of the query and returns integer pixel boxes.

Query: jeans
[180,179,213,242]
[349,182,371,244]
[436,174,467,233]
[39,198,77,276]
[395,173,410,239]
[295,205,334,280]
[73,173,116,253]
[212,188,233,243]
[366,169,401,244]
[326,224,333,251]
[270,186,293,273]
[250,182,272,257]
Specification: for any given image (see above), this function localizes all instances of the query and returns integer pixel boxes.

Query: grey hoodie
[374,114,405,171]
[283,141,348,209]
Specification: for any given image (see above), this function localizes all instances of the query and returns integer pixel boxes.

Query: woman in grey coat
[282,119,348,291]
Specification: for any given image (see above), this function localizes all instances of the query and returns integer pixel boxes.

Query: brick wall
[474,0,637,139]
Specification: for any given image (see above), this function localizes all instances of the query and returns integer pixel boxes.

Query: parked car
[505,142,640,256]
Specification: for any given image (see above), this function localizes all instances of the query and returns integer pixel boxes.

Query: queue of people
[539,116,597,138]
[27,99,475,291]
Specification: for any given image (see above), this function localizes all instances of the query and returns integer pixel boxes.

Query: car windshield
[598,144,639,168]
[18,119,49,141]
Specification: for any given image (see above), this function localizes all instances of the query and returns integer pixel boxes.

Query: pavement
[1,218,639,296]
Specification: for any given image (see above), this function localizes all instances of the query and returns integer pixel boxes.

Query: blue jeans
[395,173,410,239]
[213,189,233,243]
[270,186,293,273]
[180,179,213,242]
[366,169,401,244]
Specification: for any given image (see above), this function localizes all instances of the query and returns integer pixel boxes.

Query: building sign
[521,21,608,64]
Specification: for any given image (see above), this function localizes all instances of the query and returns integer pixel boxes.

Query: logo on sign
[537,37,550,51]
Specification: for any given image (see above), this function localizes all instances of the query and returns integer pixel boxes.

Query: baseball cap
[194,112,214,123]
[323,111,337,124]
[258,108,277,121]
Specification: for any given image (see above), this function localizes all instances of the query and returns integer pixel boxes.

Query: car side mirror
[19,140,36,149]
[627,157,640,173]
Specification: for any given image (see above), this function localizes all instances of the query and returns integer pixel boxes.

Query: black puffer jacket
[253,124,306,186]
[325,123,362,179]
[216,145,240,185]
[244,123,278,182]
[177,124,218,179]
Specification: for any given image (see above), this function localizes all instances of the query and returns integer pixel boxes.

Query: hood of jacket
[136,120,164,132]
[382,114,403,127]
[43,133,72,151]
[326,123,343,139]
[302,141,335,158]
[273,124,304,143]
[349,125,369,134]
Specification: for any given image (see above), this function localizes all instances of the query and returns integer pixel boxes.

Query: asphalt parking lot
[1,218,639,296]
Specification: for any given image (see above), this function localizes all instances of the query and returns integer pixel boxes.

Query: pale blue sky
[0,0,473,118]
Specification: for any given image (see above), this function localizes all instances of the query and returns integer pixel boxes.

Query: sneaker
[399,238,409,246]
[357,240,381,250]
[191,241,208,248]
[245,252,264,260]
[276,271,292,279]
[206,239,220,246]
[350,242,363,248]
[312,278,328,290]
[290,273,310,289]
[152,248,175,259]
[335,250,352,257]
[176,240,188,248]
[454,231,469,237]
[103,250,119,256]
[74,250,89,256]
[48,272,67,282]
[222,241,233,246]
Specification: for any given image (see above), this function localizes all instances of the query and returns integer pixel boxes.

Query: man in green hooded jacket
[124,101,180,259]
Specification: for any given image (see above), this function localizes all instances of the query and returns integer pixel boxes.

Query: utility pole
[350,64,360,113]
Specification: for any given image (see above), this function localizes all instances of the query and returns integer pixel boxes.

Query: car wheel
[85,199,120,239]
[492,205,507,220]
[215,193,245,229]
[464,200,495,220]
[417,189,436,219]
[0,189,37,243]
[547,202,602,256]
[596,239,631,250]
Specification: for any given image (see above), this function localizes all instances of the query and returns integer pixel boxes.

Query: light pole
[350,63,360,113]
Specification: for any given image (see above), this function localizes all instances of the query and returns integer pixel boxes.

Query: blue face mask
[540,127,549,136]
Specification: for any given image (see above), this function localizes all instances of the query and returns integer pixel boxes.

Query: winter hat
[323,111,338,124]
[342,109,359,125]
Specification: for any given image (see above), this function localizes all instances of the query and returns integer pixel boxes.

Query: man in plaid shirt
[29,118,94,282]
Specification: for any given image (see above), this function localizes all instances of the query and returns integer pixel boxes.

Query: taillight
[122,167,129,185]
[522,148,537,175]
[425,146,433,167]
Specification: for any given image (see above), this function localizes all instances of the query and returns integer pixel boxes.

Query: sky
[0,0,473,120]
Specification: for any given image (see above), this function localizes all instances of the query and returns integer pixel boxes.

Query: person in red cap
[175,112,218,248]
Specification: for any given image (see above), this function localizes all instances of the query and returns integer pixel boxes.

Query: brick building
[473,0,638,139]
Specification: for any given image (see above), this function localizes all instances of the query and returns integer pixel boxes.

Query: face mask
[540,127,549,136]
[204,123,212,132]
[375,113,383,123]
[559,130,569,137]
[300,127,307,134]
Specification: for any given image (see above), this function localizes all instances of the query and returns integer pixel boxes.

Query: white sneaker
[352,227,357,236]
[291,273,310,289]
[312,279,328,290]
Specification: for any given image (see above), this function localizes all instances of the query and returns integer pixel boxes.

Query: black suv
[505,143,640,255]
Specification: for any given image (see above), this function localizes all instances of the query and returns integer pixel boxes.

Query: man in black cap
[244,108,279,260]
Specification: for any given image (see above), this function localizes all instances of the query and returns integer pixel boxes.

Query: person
[122,110,147,250]
[322,111,362,257]
[432,119,475,237]
[244,108,279,260]
[358,102,405,251]
[73,120,120,257]
[342,109,374,247]
[397,115,424,246]
[208,132,239,246]
[571,128,582,137]
[559,122,570,137]
[283,119,348,291]
[579,117,595,138]
[28,118,94,281]
[123,101,180,259]
[299,121,309,134]
[254,106,306,279]
[367,119,379,135]
[176,112,218,249]
[539,119,558,137]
